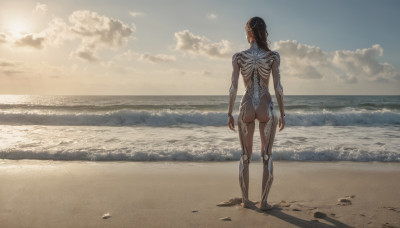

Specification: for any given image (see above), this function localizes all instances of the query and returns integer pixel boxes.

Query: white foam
[0,109,399,126]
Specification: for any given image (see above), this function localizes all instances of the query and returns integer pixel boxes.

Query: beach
[1,160,399,228]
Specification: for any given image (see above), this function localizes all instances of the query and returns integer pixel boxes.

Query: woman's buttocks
[240,91,272,122]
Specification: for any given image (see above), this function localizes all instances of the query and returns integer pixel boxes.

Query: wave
[0,104,227,111]
[1,148,398,162]
[0,110,399,126]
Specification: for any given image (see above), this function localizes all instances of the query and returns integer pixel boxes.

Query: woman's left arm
[228,53,240,130]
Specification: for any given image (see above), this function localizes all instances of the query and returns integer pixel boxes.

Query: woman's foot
[259,202,273,211]
[241,200,251,208]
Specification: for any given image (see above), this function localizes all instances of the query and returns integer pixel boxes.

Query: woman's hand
[278,115,285,132]
[228,115,235,131]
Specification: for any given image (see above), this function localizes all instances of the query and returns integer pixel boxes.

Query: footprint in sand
[383,206,400,213]
[217,198,302,212]
[216,197,243,207]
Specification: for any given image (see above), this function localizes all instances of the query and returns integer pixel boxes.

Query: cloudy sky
[0,0,399,95]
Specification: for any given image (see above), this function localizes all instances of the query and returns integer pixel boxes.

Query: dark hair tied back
[246,17,271,52]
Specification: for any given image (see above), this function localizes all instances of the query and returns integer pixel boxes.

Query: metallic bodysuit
[228,41,284,208]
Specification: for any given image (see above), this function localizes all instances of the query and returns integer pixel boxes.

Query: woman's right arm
[228,53,240,131]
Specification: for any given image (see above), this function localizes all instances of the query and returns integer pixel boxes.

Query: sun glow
[7,18,31,37]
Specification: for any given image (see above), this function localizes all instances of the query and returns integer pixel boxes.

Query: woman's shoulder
[271,50,280,59]
[232,52,242,62]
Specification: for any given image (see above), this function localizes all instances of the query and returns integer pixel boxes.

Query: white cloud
[273,40,400,83]
[174,30,232,59]
[139,53,176,63]
[69,10,133,48]
[129,11,146,17]
[42,17,71,46]
[32,3,48,15]
[0,10,134,62]
[207,13,217,19]
[67,10,134,62]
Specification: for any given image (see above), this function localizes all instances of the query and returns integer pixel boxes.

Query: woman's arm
[228,53,240,116]
[271,52,285,130]
[228,53,240,131]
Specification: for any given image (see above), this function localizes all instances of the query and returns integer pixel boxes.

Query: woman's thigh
[240,95,256,123]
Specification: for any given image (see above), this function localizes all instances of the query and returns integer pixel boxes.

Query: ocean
[0,95,399,162]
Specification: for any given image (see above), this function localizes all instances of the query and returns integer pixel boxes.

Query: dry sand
[0,160,399,228]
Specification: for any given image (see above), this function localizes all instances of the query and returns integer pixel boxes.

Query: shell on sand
[102,213,111,219]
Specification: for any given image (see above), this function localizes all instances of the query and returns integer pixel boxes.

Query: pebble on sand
[102,213,111,219]
[192,210,199,213]
[219,217,232,221]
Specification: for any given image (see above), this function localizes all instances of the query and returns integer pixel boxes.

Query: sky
[0,0,399,95]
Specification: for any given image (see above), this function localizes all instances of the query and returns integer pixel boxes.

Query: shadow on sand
[217,198,354,228]
[249,203,353,228]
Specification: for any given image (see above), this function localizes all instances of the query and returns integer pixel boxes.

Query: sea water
[0,95,399,161]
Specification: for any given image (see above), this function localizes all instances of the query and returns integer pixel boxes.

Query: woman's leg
[238,99,255,207]
[259,101,278,209]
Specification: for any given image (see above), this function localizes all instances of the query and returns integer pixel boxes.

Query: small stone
[360,214,365,216]
[102,213,111,219]
[314,211,326,218]
[292,208,301,211]
[219,217,232,221]
[338,198,351,203]
[192,210,198,213]
[337,197,352,206]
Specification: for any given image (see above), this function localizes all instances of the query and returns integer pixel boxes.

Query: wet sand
[0,160,399,228]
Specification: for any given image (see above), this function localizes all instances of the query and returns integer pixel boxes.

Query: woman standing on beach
[227,16,285,211]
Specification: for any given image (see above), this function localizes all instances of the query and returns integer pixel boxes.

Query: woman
[227,16,285,211]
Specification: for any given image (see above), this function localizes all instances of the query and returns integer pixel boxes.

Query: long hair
[246,17,271,52]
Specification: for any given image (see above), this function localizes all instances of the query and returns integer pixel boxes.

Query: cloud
[32,3,48,15]
[15,34,45,49]
[0,59,23,67]
[1,10,134,62]
[273,40,400,83]
[130,11,146,17]
[139,53,176,63]
[0,59,24,76]
[71,44,100,62]
[69,10,133,47]
[332,44,399,82]
[42,17,71,46]
[174,30,232,59]
[66,10,134,62]
[0,33,7,43]
[207,13,217,19]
